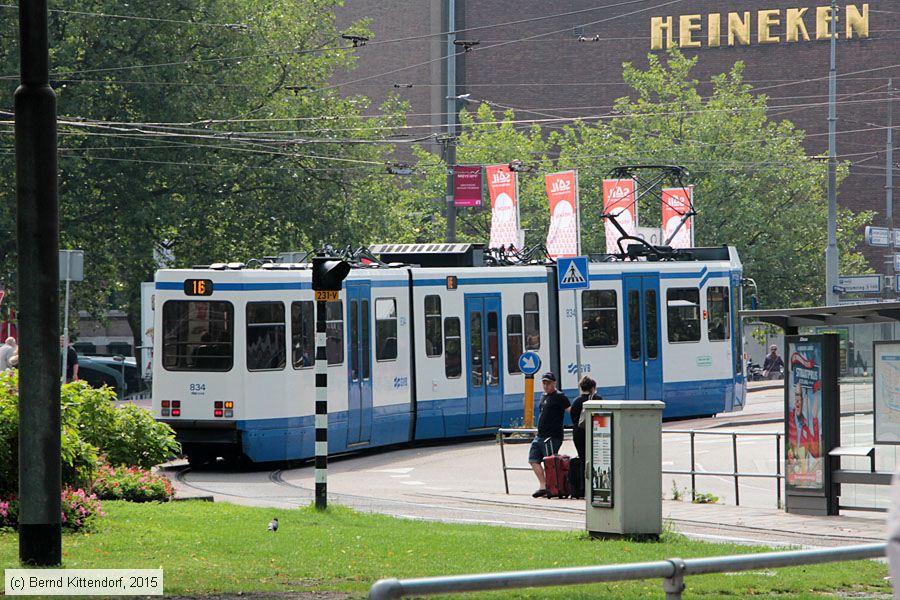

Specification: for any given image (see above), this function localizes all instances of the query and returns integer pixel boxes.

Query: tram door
[464,295,503,429]
[623,275,662,401]
[346,282,372,445]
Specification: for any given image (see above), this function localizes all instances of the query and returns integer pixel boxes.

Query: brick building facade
[334,1,899,270]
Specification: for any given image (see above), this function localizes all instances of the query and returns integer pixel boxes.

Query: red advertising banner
[544,170,579,258]
[486,165,520,249]
[661,186,694,249]
[453,165,482,207]
[602,179,637,254]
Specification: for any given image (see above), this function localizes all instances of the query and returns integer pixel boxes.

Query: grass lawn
[0,500,890,599]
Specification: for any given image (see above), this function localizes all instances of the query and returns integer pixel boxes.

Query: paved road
[164,385,890,549]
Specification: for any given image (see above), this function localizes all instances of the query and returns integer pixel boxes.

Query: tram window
[162,300,234,372]
[290,301,314,369]
[507,315,524,374]
[246,302,286,371]
[524,293,540,350]
[425,295,443,357]
[628,290,641,360]
[444,317,462,379]
[375,298,398,361]
[667,288,701,343]
[707,286,730,341]
[582,290,618,347]
[645,290,658,359]
[326,300,344,365]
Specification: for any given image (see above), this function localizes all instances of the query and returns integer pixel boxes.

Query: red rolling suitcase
[543,439,570,499]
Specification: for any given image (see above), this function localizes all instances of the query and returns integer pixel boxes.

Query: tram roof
[741,302,900,331]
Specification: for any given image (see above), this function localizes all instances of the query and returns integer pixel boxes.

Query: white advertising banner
[602,179,637,254]
[486,164,520,250]
[544,170,580,258]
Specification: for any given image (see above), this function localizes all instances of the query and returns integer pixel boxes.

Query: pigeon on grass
[268,517,278,532]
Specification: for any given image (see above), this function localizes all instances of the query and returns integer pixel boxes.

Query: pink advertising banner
[454,165,483,207]
[544,170,579,258]
[602,179,637,254]
[661,186,694,249]
[486,165,520,249]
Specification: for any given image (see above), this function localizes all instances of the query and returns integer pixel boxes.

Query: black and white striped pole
[311,256,350,511]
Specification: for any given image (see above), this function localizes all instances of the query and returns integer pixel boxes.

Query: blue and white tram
[151,244,745,464]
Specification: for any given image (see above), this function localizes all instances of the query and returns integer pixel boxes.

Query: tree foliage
[400,49,872,308]
[0,0,413,343]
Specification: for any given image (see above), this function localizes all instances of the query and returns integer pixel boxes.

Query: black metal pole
[16,0,61,566]
[314,299,327,510]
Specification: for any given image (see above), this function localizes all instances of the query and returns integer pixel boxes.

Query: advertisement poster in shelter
[486,165,520,250]
[602,179,637,254]
[590,412,613,507]
[453,165,483,207]
[544,170,579,258]
[874,341,900,444]
[661,186,694,248]
[785,338,824,490]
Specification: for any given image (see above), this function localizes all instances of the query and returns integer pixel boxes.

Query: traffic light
[312,257,351,291]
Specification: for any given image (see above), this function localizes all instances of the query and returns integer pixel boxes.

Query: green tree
[402,49,871,308]
[0,0,407,346]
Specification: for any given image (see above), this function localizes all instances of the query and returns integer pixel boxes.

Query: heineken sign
[651,4,869,50]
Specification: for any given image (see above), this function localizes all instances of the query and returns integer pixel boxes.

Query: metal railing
[369,543,885,599]
[498,427,784,507]
[661,429,784,508]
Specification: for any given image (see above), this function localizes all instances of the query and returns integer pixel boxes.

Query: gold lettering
[680,14,702,48]
[708,13,721,47]
[758,9,780,44]
[651,16,673,50]
[728,11,751,46]
[816,6,838,40]
[786,8,810,42]
[846,3,869,39]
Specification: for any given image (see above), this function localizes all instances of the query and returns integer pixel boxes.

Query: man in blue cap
[528,371,570,497]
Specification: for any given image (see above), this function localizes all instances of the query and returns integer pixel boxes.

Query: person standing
[60,336,79,382]
[0,337,17,370]
[763,344,784,380]
[570,375,600,462]
[527,372,570,498]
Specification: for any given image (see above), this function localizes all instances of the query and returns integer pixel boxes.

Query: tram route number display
[314,290,339,302]
[591,412,613,508]
[183,279,213,296]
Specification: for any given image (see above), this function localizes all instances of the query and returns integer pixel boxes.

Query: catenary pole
[887,79,895,300]
[825,0,840,306]
[16,0,61,565]
[444,0,457,242]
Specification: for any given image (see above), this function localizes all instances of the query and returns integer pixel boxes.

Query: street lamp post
[824,0,840,306]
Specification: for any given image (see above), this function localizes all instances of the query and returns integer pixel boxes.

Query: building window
[425,295,443,357]
[582,290,618,347]
[291,301,314,369]
[326,300,343,365]
[375,298,398,361]
[246,302,286,371]
[707,286,730,341]
[444,317,462,379]
[507,315,524,374]
[162,300,234,372]
[524,292,540,350]
[667,288,701,343]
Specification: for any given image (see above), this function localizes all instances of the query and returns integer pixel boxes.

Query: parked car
[78,355,147,399]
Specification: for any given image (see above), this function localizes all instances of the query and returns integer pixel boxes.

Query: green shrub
[92,462,174,502]
[0,371,180,494]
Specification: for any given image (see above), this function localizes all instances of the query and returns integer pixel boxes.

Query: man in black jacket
[527,372,570,497]
[763,345,784,380]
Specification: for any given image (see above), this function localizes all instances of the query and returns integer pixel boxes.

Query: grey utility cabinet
[583,400,664,538]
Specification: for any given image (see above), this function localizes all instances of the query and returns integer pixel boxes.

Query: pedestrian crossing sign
[557,256,589,290]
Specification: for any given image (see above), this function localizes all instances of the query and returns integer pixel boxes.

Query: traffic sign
[838,274,881,294]
[315,290,339,302]
[518,351,541,376]
[557,256,589,290]
[832,285,847,294]
[865,226,900,248]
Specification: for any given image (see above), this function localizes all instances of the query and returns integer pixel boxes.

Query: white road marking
[369,468,414,474]
[400,481,426,486]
